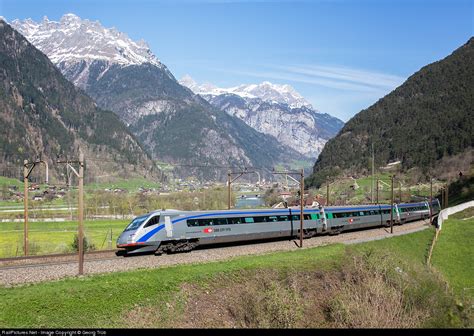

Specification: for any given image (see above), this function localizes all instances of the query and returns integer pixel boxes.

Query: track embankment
[0,219,432,286]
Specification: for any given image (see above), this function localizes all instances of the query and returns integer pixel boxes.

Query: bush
[70,233,95,252]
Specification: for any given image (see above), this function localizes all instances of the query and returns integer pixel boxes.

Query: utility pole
[57,153,85,275]
[300,168,304,249]
[78,153,84,275]
[326,176,330,206]
[371,143,375,204]
[398,181,402,203]
[227,171,231,210]
[390,175,394,234]
[23,161,29,256]
[23,158,49,256]
[376,178,379,204]
[273,169,304,248]
[429,178,433,225]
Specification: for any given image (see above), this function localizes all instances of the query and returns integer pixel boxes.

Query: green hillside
[307,38,474,188]
[0,20,158,181]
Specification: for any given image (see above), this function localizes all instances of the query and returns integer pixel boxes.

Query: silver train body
[116,199,441,255]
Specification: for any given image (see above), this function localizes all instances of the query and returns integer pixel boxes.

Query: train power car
[116,200,440,256]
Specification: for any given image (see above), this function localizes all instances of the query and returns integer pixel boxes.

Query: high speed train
[116,199,441,256]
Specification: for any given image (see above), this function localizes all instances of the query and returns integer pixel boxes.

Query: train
[116,199,441,256]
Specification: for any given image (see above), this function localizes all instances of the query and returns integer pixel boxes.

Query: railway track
[0,249,118,268]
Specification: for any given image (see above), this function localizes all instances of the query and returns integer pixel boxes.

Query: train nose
[117,231,137,246]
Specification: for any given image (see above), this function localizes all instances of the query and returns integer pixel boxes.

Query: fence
[427,200,474,265]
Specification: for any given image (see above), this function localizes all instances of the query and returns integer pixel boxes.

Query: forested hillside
[0,20,158,181]
[307,38,473,187]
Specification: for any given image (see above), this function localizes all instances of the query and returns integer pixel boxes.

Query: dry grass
[324,251,428,328]
[167,252,435,328]
[120,249,466,328]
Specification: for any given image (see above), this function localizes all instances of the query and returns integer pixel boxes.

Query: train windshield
[124,215,148,231]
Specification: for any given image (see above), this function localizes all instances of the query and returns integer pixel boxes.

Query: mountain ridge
[180,75,344,158]
[0,19,159,182]
[11,14,308,180]
[306,37,474,187]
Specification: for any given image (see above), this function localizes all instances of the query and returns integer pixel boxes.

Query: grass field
[312,172,445,205]
[3,225,469,328]
[85,177,162,192]
[431,207,474,295]
[0,219,129,257]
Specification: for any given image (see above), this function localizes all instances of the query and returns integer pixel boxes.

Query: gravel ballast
[0,220,432,286]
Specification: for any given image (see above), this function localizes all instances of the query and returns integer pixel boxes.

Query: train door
[320,207,327,232]
[394,204,401,224]
[140,215,161,239]
[378,205,383,226]
[424,201,430,220]
[164,216,173,238]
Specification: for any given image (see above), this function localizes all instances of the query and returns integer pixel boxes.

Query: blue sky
[1,0,472,121]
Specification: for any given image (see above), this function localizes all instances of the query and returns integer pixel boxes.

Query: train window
[216,218,228,225]
[198,218,214,226]
[278,215,289,221]
[244,217,254,223]
[304,214,311,220]
[144,215,160,228]
[186,219,199,227]
[325,213,333,219]
[253,216,267,223]
[228,217,244,224]
[291,215,300,221]
[125,215,148,231]
[268,216,278,222]
[311,214,319,220]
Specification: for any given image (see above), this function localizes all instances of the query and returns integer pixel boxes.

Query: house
[32,195,43,201]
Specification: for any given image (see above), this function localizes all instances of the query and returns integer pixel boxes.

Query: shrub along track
[0,219,431,287]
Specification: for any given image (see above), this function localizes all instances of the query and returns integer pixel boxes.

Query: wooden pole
[300,169,304,248]
[23,160,29,256]
[390,175,394,234]
[376,178,379,204]
[326,176,329,206]
[227,171,231,210]
[398,182,402,203]
[78,153,84,275]
[430,178,433,225]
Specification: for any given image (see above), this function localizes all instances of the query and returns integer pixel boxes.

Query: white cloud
[276,64,405,90]
[195,62,407,121]
[207,61,405,93]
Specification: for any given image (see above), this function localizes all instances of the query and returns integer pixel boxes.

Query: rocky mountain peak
[11,13,163,68]
[180,75,314,109]
[180,75,344,158]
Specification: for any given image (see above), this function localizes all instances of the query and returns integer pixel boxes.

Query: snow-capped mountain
[180,76,344,158]
[11,14,172,90]
[10,14,305,180]
[181,74,312,109]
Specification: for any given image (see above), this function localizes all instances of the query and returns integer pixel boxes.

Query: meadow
[0,212,472,328]
[0,219,129,257]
